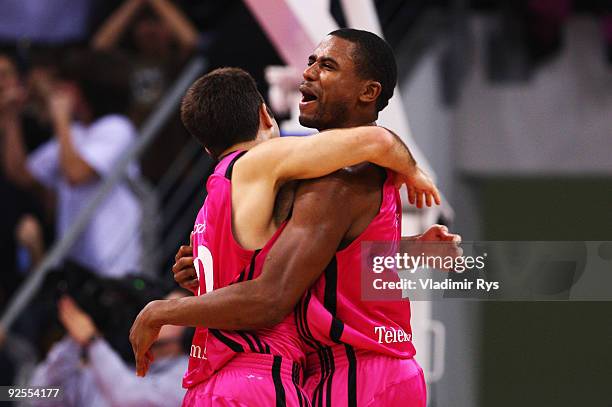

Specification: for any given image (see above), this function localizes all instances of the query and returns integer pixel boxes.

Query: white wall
[456,17,612,175]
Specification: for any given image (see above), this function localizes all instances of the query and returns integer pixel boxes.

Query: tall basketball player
[130,65,439,406]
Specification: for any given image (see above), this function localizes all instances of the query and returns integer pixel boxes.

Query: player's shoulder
[309,162,384,189]
[336,162,386,181]
[295,163,385,203]
[206,171,230,196]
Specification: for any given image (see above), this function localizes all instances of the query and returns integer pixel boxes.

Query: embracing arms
[232,126,439,249]
[130,174,358,375]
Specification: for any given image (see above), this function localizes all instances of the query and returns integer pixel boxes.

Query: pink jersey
[183,151,305,389]
[296,169,416,359]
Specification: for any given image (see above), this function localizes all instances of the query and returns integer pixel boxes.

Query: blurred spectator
[29,293,188,407]
[92,0,199,182]
[0,53,48,307]
[92,0,199,124]
[1,50,142,278]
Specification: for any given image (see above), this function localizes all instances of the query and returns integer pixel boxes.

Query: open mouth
[299,86,318,105]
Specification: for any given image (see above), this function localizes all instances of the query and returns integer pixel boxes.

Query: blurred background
[0,0,610,406]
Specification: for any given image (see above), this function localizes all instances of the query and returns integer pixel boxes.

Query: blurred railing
[154,137,213,267]
[0,57,207,333]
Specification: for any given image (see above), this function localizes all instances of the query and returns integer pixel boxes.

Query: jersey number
[194,245,214,295]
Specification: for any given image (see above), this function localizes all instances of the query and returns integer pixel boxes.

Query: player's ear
[259,103,274,129]
[359,80,382,104]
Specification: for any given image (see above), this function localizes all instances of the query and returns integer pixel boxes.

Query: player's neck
[219,139,262,159]
[319,119,376,131]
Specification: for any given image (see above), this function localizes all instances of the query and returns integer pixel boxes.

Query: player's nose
[302,63,318,81]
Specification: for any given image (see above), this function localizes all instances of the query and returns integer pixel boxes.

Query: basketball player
[130,65,439,406]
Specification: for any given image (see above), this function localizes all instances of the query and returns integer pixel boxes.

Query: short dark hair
[329,28,397,112]
[180,67,264,159]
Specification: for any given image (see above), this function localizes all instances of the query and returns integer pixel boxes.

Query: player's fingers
[408,187,415,205]
[147,350,154,362]
[137,350,150,377]
[454,246,464,257]
[434,187,441,205]
[395,174,406,189]
[416,191,423,208]
[136,355,144,376]
[437,228,451,240]
[175,245,192,261]
[184,278,199,288]
[133,343,142,375]
[142,350,154,376]
[129,332,137,355]
[174,269,197,284]
[173,269,196,285]
[172,257,195,275]
[425,192,432,207]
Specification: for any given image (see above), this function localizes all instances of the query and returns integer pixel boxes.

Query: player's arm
[236,126,415,184]
[131,175,357,374]
[151,175,353,328]
[232,125,439,248]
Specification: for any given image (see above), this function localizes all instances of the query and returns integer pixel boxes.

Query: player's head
[299,28,397,131]
[181,67,279,160]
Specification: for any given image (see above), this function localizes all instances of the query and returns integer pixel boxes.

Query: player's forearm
[294,126,415,179]
[270,126,392,182]
[148,280,284,330]
[368,128,417,177]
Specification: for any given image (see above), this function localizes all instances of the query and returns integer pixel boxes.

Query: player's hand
[172,233,199,293]
[418,224,461,243]
[395,166,441,208]
[413,225,463,270]
[129,301,162,377]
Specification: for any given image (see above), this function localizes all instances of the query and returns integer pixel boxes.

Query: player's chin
[298,113,319,129]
